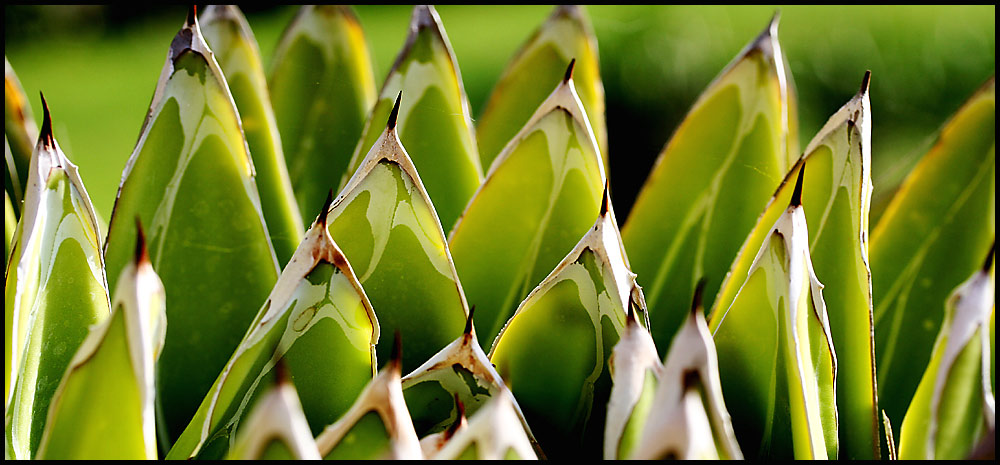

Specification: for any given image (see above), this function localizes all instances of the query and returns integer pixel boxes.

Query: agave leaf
[711,173,838,459]
[432,390,539,460]
[449,62,605,352]
[872,77,995,431]
[328,95,469,373]
[226,364,322,460]
[622,14,797,355]
[4,98,110,459]
[35,226,165,459]
[400,309,539,453]
[4,57,37,212]
[102,10,280,446]
[200,5,304,266]
[315,334,423,460]
[167,193,378,460]
[269,5,376,224]
[4,190,13,262]
[604,306,662,460]
[489,187,637,458]
[340,5,483,232]
[898,248,995,460]
[711,72,877,458]
[418,399,467,458]
[630,283,742,460]
[475,5,606,172]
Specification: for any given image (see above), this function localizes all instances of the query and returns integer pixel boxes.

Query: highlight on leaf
[4,57,38,212]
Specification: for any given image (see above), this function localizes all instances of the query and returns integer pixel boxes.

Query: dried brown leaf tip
[390,330,403,374]
[274,357,292,387]
[464,305,476,337]
[387,91,402,131]
[983,240,995,272]
[134,217,151,267]
[790,165,805,207]
[318,189,335,229]
[599,179,610,216]
[186,5,197,27]
[859,70,872,96]
[445,394,466,439]
[690,277,708,316]
[39,92,55,149]
[563,58,577,84]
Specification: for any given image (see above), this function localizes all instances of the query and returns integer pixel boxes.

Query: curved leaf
[4,57,36,212]
[269,5,376,223]
[168,196,378,460]
[4,99,110,459]
[604,309,661,460]
[226,366,322,460]
[431,390,539,460]
[449,63,605,351]
[898,249,994,459]
[36,228,165,459]
[102,11,280,446]
[712,177,838,459]
[872,77,995,430]
[328,95,469,373]
[340,5,482,232]
[622,15,797,354]
[489,189,637,458]
[200,5,304,266]
[476,5,606,172]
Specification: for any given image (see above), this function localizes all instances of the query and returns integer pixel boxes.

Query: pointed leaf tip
[412,5,437,30]
[464,306,476,336]
[39,91,54,149]
[134,217,150,266]
[600,179,610,216]
[274,357,292,387]
[859,70,872,96]
[984,241,995,272]
[390,330,403,373]
[681,368,701,391]
[186,5,197,27]
[563,58,577,84]
[387,91,402,130]
[691,277,708,315]
[790,165,805,207]
[445,394,466,439]
[319,189,335,228]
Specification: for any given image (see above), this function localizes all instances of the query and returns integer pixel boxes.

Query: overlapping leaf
[872,77,995,431]
[340,5,482,232]
[431,390,539,460]
[711,174,838,459]
[604,307,662,460]
[400,310,538,453]
[489,189,637,458]
[449,62,605,351]
[200,5,304,266]
[269,5,376,223]
[631,284,742,460]
[35,227,165,460]
[475,5,606,172]
[4,57,37,212]
[168,195,378,460]
[315,335,423,460]
[102,11,280,446]
[898,248,995,459]
[225,365,322,460]
[328,95,469,373]
[4,100,110,459]
[622,15,797,354]
[710,72,877,458]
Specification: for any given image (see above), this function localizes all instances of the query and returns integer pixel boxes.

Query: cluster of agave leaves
[3,4,995,461]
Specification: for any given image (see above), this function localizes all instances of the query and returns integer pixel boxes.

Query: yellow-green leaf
[328,95,469,373]
[102,11,280,446]
[4,57,36,212]
[712,176,838,459]
[476,5,606,172]
[4,100,110,459]
[622,15,797,355]
[449,62,605,352]
[200,5,304,266]
[898,248,995,460]
[168,195,378,460]
[35,228,165,460]
[340,5,483,232]
[872,77,995,432]
[489,189,636,458]
[269,5,376,224]
[226,366,322,460]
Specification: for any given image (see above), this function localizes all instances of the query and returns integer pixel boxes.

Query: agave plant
[4,4,995,461]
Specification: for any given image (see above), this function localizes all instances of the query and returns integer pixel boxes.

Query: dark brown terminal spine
[387,91,402,130]
[39,92,55,149]
[563,58,576,84]
[790,166,805,207]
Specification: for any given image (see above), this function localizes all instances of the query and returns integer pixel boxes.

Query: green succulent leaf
[604,310,662,460]
[315,339,423,460]
[328,97,469,374]
[712,179,839,459]
[489,191,636,458]
[449,64,605,352]
[168,198,378,460]
[622,15,798,356]
[225,367,322,460]
[200,5,304,266]
[711,72,878,458]
[269,5,376,224]
[898,250,995,460]
[102,13,280,446]
[476,5,606,172]
[35,229,165,460]
[872,77,995,432]
[340,5,483,233]
[4,101,111,459]
[4,190,13,262]
[4,57,37,213]
[431,390,539,460]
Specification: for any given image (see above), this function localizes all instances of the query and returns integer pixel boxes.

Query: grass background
[4,5,995,223]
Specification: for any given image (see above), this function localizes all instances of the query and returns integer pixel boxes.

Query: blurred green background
[4,4,995,223]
